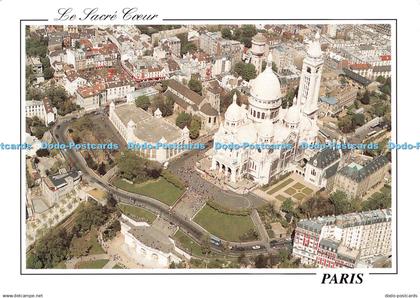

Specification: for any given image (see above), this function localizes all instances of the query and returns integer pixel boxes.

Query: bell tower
[297,32,324,119]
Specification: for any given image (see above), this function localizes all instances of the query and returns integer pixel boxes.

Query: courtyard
[254,173,318,208]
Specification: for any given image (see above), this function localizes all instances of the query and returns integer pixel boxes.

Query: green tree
[234,62,256,81]
[116,150,162,183]
[241,25,257,38]
[376,75,386,84]
[262,60,278,72]
[338,115,353,133]
[254,254,268,268]
[361,90,370,105]
[278,249,290,263]
[362,190,391,211]
[43,67,55,80]
[189,116,201,139]
[152,94,174,117]
[381,84,391,96]
[373,103,386,117]
[352,113,365,127]
[27,228,71,268]
[175,112,192,129]
[281,198,294,214]
[221,27,232,39]
[329,191,351,215]
[26,35,48,58]
[188,78,202,95]
[135,95,151,111]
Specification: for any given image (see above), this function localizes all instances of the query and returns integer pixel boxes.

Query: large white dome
[250,54,281,101]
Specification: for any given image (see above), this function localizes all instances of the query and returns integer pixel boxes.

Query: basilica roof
[250,54,281,101]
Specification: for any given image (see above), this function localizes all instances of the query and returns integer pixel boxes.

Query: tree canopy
[234,62,257,81]
[188,77,202,95]
[175,111,192,129]
[116,150,162,183]
[135,95,151,111]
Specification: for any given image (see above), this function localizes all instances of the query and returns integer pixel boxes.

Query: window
[307,67,311,73]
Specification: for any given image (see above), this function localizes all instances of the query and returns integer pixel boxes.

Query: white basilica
[210,33,324,185]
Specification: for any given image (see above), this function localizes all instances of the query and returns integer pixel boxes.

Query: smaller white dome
[259,119,274,138]
[225,94,244,123]
[284,103,300,124]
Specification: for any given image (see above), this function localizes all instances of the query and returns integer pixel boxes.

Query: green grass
[292,182,305,189]
[112,264,124,269]
[194,205,257,242]
[284,187,297,195]
[293,193,306,200]
[302,187,313,195]
[266,178,294,195]
[114,178,183,206]
[275,194,288,201]
[69,229,105,257]
[173,230,206,257]
[118,203,157,224]
[75,259,109,269]
[53,261,66,269]
[173,230,229,259]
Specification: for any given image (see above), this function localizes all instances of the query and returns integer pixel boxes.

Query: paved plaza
[168,149,266,212]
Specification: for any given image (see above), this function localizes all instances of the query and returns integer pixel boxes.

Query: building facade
[109,101,190,163]
[41,170,82,207]
[120,215,183,268]
[334,155,389,199]
[25,98,57,126]
[293,209,392,268]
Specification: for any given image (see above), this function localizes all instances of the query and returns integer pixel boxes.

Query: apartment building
[333,155,389,199]
[293,209,392,268]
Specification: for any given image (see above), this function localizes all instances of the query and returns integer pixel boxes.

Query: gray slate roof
[338,155,388,182]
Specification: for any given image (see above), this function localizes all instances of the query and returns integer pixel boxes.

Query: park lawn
[69,229,105,257]
[112,264,124,269]
[75,259,109,269]
[266,178,294,195]
[173,230,206,257]
[53,261,66,269]
[173,230,230,259]
[302,187,313,195]
[293,193,306,200]
[114,178,183,206]
[292,182,305,189]
[118,203,156,224]
[284,187,297,196]
[275,194,288,201]
[194,205,257,242]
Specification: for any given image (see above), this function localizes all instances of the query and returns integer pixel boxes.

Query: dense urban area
[25,24,392,269]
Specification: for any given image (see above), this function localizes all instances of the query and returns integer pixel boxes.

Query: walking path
[65,253,109,269]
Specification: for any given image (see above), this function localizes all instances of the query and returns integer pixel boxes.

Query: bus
[210,236,221,246]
